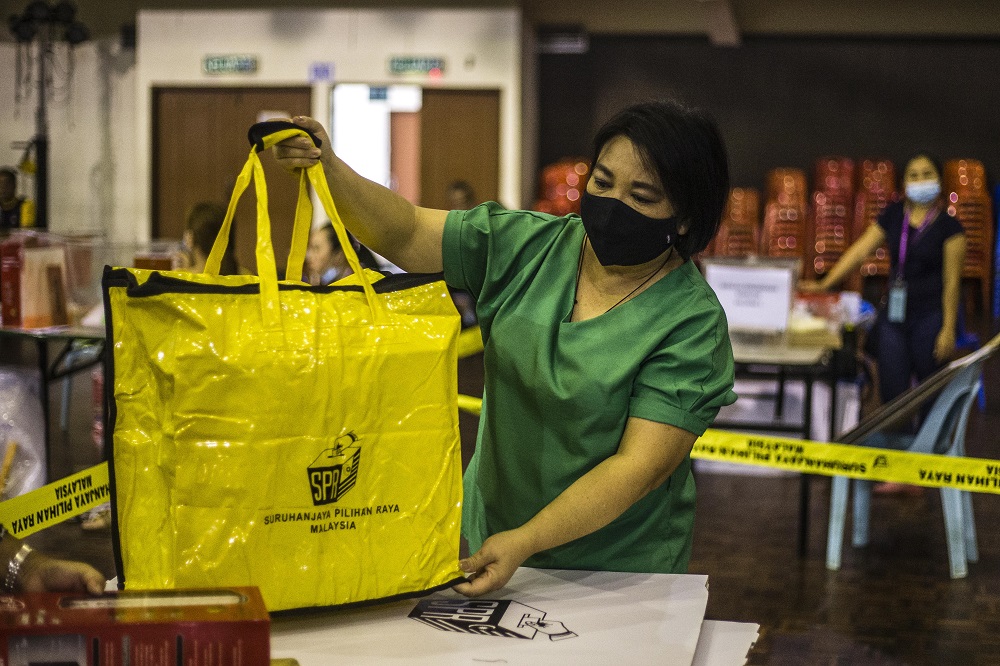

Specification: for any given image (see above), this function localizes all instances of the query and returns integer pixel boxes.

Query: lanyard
[897,206,937,279]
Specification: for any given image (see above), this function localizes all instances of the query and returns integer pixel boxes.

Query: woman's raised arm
[273,116,449,273]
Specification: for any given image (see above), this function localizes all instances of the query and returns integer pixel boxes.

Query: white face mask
[905,179,941,205]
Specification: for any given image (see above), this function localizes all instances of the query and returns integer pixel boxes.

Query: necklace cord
[574,235,673,315]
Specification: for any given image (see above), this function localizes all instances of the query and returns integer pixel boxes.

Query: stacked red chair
[761,168,808,260]
[943,159,994,312]
[533,158,590,216]
[712,187,761,257]
[808,157,855,280]
[854,159,898,288]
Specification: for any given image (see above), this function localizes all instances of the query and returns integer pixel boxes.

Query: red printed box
[0,233,68,328]
[0,587,270,666]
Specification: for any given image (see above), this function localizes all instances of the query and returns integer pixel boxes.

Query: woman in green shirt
[275,100,736,597]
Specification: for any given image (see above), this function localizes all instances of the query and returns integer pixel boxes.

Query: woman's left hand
[453,529,535,597]
[934,328,957,364]
[19,552,106,595]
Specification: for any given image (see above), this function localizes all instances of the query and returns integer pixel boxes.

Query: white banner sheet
[271,568,710,665]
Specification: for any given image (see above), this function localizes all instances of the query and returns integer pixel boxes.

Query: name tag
[887,282,907,323]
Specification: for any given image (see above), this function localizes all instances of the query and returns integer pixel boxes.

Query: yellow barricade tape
[457,394,483,416]
[0,462,110,538]
[695,429,1000,494]
[458,325,484,360]
[6,422,996,539]
[444,398,1000,494]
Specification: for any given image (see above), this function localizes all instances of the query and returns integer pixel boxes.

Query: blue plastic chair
[826,361,982,578]
[955,305,986,411]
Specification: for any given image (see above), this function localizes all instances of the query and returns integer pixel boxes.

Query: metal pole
[34,23,49,229]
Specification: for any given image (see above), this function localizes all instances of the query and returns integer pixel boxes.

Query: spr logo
[308,433,361,506]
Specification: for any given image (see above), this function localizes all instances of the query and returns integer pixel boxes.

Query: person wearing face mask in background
[800,153,966,493]
[273,100,736,597]
[305,222,380,285]
[180,201,242,275]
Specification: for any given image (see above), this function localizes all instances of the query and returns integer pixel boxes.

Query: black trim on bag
[103,267,446,298]
[100,265,127,590]
[267,576,469,617]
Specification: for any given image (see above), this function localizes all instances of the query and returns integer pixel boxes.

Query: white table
[693,620,761,666]
[270,568,758,665]
[719,337,837,556]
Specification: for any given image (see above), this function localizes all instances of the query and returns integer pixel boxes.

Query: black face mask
[579,191,680,266]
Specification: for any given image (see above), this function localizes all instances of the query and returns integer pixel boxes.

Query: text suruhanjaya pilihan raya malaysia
[262,504,401,533]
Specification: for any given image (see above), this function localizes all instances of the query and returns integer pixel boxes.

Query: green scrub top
[442,203,736,573]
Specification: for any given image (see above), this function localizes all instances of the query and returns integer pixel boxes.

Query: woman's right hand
[272,116,332,171]
[453,529,536,597]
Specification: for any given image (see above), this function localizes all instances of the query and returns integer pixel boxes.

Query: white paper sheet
[271,568,709,665]
[692,620,760,666]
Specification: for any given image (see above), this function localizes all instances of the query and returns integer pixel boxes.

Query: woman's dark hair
[186,201,239,275]
[447,180,476,205]
[901,151,944,185]
[317,222,380,271]
[590,100,730,260]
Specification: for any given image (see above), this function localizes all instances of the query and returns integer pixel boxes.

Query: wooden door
[419,89,500,209]
[390,111,421,205]
[152,87,312,275]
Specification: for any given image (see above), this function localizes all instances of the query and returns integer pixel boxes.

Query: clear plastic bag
[0,368,47,498]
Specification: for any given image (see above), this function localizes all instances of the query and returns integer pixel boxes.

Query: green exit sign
[388,56,445,76]
[203,55,259,75]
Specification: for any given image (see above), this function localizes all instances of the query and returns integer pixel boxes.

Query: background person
[446,180,477,210]
[0,167,35,229]
[305,222,379,285]
[180,201,241,275]
[801,153,966,493]
[274,101,736,597]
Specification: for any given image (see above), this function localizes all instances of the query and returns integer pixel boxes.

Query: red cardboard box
[0,233,69,328]
[0,587,270,666]
[0,235,24,326]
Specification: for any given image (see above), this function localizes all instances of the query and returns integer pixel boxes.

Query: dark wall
[538,35,1000,194]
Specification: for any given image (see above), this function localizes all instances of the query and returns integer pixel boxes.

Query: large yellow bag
[103,122,464,611]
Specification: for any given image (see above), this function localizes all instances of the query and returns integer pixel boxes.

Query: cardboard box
[0,236,24,326]
[132,252,176,271]
[0,233,68,328]
[786,327,843,349]
[0,587,270,666]
[788,291,844,349]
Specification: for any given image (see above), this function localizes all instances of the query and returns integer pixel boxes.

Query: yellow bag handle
[205,121,386,328]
